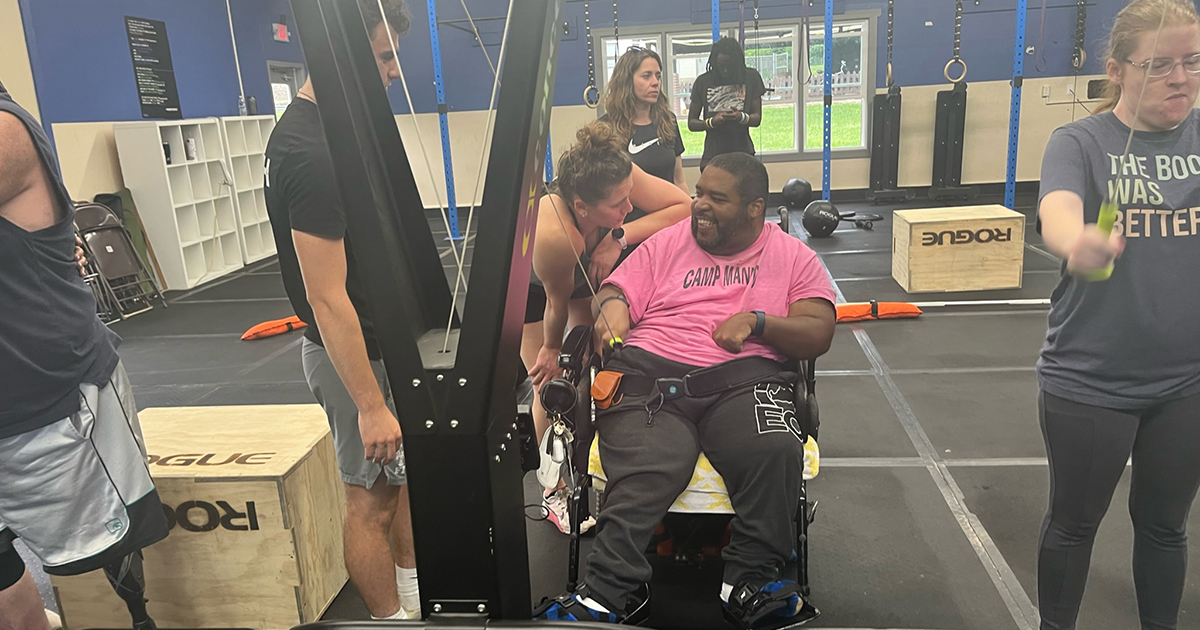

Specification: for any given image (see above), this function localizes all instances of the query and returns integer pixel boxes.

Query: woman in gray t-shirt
[1036,1,1200,627]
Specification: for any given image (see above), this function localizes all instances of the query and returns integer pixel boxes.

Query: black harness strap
[583,0,599,107]
[944,0,967,83]
[1071,0,1088,72]
[615,355,785,402]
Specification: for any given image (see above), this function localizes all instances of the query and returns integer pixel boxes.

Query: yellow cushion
[587,434,820,515]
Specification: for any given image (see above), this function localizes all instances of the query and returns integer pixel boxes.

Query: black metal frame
[290,0,564,621]
[867,85,911,204]
[929,83,977,202]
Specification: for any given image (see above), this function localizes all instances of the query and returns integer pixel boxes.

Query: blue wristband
[751,310,766,337]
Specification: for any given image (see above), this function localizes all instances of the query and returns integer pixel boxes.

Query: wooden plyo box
[52,405,347,630]
[892,205,1026,293]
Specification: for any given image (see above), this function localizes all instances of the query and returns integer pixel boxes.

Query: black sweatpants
[1038,390,1200,630]
[583,347,806,610]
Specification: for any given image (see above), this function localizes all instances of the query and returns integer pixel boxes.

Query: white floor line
[810,239,1039,630]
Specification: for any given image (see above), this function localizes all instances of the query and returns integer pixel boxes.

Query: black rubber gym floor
[31,203,1200,629]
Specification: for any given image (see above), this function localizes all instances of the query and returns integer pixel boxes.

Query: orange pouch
[592,371,624,409]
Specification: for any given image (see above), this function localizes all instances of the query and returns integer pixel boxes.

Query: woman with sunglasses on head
[1035,1,1200,628]
[687,37,765,170]
[600,47,689,195]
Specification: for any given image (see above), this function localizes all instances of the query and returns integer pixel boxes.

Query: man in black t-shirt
[263,0,421,621]
[688,37,766,170]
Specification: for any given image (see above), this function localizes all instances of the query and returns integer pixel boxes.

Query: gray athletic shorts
[301,338,407,489]
[0,362,168,575]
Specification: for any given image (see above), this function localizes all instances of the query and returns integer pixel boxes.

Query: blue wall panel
[19,0,1118,138]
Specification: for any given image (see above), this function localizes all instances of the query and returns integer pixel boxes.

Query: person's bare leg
[0,571,51,630]
[390,485,416,568]
[343,478,401,618]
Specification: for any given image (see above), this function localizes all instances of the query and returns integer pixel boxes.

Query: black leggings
[1037,390,1200,630]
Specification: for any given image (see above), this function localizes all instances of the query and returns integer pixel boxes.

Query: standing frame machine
[287,0,609,626]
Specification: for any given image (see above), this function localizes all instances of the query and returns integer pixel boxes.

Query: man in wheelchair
[534,153,836,628]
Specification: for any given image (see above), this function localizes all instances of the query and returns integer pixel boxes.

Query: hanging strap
[583,0,599,108]
[739,0,746,47]
[885,0,894,86]
[944,0,967,83]
[1071,0,1088,72]
[1033,0,1049,73]
[801,0,813,84]
[613,0,619,46]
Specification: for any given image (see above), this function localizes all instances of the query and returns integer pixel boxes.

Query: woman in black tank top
[522,121,691,530]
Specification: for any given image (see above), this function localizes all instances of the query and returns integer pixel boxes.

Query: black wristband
[599,295,628,311]
[751,310,766,337]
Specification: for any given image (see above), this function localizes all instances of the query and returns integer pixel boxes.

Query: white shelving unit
[220,115,277,264]
[114,119,244,290]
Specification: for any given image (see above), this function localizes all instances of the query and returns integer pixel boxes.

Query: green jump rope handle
[1083,199,1117,282]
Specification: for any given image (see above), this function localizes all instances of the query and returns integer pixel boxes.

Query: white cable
[225,0,246,102]
[373,0,465,275]
[458,0,498,78]
[442,0,516,351]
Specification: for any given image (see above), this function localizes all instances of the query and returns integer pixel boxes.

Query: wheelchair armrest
[557,325,595,381]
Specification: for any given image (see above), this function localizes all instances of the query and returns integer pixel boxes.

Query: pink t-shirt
[603,220,835,367]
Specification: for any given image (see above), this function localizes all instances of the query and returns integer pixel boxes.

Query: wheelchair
[527,325,822,628]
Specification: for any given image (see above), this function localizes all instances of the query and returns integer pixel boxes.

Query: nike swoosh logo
[629,138,659,154]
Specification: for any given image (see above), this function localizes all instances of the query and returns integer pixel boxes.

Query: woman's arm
[527,196,588,387]
[687,80,709,132]
[621,164,693,244]
[1039,190,1124,273]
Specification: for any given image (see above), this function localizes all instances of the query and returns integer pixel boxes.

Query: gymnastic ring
[944,58,968,84]
[583,85,600,109]
[886,62,893,87]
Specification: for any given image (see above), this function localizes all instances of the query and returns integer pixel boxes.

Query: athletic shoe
[579,515,597,534]
[543,487,571,534]
[45,610,63,630]
[399,607,421,620]
[533,584,649,625]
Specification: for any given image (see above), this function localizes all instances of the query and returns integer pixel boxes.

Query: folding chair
[74,201,166,318]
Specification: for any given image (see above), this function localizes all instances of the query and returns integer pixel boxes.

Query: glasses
[1127,53,1200,77]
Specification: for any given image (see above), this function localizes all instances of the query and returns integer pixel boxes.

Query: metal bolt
[500,444,507,451]
[494,455,501,462]
[512,422,518,431]
[433,604,443,613]
[450,420,459,429]
[458,378,467,386]
[425,420,434,429]
[436,374,444,382]
[477,603,487,613]
[412,379,421,387]
[506,433,512,440]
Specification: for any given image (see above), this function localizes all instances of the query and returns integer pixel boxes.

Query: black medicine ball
[802,200,840,238]
[782,178,814,210]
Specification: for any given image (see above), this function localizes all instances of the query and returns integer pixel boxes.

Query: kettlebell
[802,200,840,238]
[782,178,815,210]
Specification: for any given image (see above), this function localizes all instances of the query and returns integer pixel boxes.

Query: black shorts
[524,282,592,325]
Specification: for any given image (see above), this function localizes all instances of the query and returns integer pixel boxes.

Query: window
[745,27,797,154]
[598,35,664,95]
[802,20,867,151]
[592,15,870,160]
[669,32,714,157]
